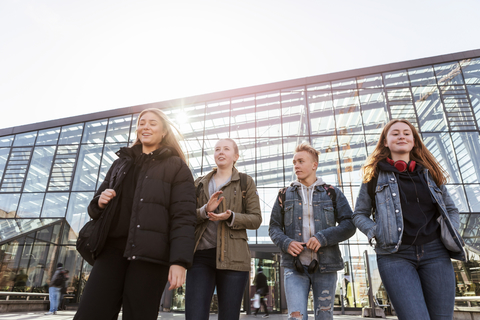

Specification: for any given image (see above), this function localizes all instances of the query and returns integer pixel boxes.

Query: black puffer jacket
[87,145,196,268]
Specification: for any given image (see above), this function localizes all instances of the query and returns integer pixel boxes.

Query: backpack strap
[195,176,204,206]
[367,176,378,220]
[277,187,288,214]
[322,184,337,212]
[239,172,248,213]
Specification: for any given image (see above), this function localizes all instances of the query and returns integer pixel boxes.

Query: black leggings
[73,245,169,320]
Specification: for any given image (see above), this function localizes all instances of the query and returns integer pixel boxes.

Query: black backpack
[277,184,337,214]
[196,172,248,213]
[367,176,378,220]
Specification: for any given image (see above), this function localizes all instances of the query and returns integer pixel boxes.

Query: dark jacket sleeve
[87,160,117,220]
[168,160,197,269]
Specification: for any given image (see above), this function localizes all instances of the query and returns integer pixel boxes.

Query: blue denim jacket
[352,169,465,261]
[269,184,356,272]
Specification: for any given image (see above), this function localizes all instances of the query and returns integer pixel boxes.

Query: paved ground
[0,310,399,319]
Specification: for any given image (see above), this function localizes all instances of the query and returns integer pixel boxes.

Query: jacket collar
[115,144,176,161]
[199,167,240,199]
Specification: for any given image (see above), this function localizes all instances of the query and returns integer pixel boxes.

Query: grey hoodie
[291,177,325,266]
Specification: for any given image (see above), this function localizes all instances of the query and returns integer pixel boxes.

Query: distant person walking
[253,267,269,318]
[45,263,65,315]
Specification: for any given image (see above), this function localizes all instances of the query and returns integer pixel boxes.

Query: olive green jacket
[194,167,262,271]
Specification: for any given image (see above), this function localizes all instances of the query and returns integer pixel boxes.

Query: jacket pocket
[324,206,335,227]
[284,205,293,227]
[374,184,396,248]
[229,231,250,262]
[437,216,462,253]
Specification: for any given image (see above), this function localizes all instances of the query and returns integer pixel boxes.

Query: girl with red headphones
[352,119,465,320]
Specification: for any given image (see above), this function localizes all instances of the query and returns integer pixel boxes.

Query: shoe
[44,312,54,315]
[262,315,269,318]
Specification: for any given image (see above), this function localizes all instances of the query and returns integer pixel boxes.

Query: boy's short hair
[294,142,319,163]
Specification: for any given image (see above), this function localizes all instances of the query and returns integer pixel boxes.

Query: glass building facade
[1,49,480,313]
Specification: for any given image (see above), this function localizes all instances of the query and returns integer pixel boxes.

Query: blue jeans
[377,238,455,320]
[185,248,249,320]
[49,286,61,313]
[284,266,337,320]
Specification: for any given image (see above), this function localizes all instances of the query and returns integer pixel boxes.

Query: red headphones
[386,158,416,172]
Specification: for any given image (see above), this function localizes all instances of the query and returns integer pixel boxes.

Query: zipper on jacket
[233,187,236,206]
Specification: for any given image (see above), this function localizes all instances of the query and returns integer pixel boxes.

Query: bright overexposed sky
[1,0,479,130]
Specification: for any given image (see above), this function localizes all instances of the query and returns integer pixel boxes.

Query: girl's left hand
[168,265,186,290]
[207,210,232,221]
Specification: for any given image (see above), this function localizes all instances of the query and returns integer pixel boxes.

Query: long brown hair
[132,108,187,164]
[361,119,448,186]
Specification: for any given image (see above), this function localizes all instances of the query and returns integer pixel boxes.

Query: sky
[1,0,480,130]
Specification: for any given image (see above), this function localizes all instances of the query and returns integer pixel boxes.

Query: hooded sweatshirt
[377,160,440,245]
[291,177,325,266]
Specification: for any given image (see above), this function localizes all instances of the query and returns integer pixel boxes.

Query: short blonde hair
[295,142,319,163]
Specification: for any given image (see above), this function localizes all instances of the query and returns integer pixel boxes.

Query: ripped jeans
[284,267,337,320]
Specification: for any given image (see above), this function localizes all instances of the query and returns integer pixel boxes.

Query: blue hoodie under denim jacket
[269,181,356,272]
[352,169,465,261]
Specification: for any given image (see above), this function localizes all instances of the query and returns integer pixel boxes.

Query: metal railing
[0,291,49,301]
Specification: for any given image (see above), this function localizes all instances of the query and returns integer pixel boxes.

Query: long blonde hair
[361,119,448,186]
[132,108,187,164]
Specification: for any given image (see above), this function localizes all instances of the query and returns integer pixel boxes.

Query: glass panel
[256,91,281,138]
[0,148,10,182]
[307,82,331,91]
[334,90,363,135]
[383,70,409,87]
[230,95,255,139]
[338,135,367,185]
[332,78,356,90]
[408,66,436,86]
[184,139,203,179]
[385,88,417,128]
[59,123,84,145]
[129,113,139,144]
[451,132,480,183]
[257,187,280,233]
[308,90,335,135]
[48,145,79,191]
[365,134,379,156]
[282,87,309,136]
[41,192,70,218]
[172,104,205,140]
[464,185,480,212]
[201,139,217,174]
[461,58,480,84]
[204,100,230,140]
[81,119,108,144]
[35,127,60,145]
[358,89,388,134]
[357,74,383,89]
[0,135,14,147]
[445,185,469,213]
[467,85,480,128]
[413,86,447,132]
[282,137,310,184]
[13,132,37,147]
[236,139,256,180]
[24,146,56,192]
[423,133,462,183]
[439,85,476,131]
[66,192,94,235]
[0,147,33,192]
[105,115,132,143]
[96,143,127,190]
[17,193,45,218]
[435,61,464,85]
[0,218,61,243]
[311,136,340,185]
[72,144,104,191]
[0,193,20,218]
[256,138,283,187]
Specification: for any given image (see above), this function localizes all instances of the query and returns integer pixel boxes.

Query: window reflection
[82,120,108,144]
[105,116,132,143]
[17,193,45,218]
[36,128,60,145]
[451,132,480,183]
[96,143,128,190]
[435,62,464,85]
[13,132,37,147]
[461,58,480,84]
[66,192,94,235]
[282,88,308,136]
[0,193,20,218]
[308,90,335,135]
[24,146,56,192]
[413,86,447,132]
[41,192,69,218]
[231,95,255,139]
[204,100,230,140]
[383,70,409,87]
[0,147,33,192]
[0,135,13,147]
[59,124,84,145]
[48,145,79,191]
[72,144,104,191]
[256,92,281,138]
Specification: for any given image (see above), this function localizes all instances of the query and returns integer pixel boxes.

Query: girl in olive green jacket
[185,138,262,320]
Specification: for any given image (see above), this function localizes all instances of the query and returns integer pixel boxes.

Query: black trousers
[73,245,169,320]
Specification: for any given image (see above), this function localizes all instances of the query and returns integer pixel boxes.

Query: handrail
[0,291,49,301]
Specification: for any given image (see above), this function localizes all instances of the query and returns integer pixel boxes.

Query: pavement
[0,310,399,319]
